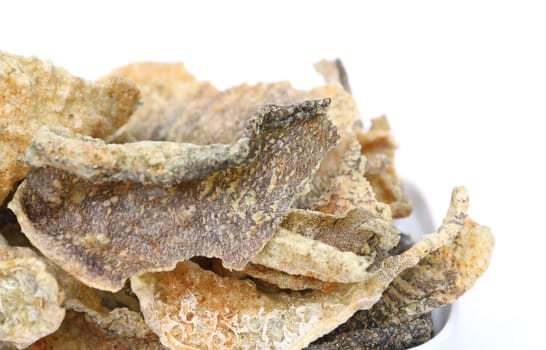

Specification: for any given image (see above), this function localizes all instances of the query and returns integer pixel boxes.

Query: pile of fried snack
[0,52,494,350]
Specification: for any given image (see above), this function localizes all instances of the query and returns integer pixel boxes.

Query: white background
[2,1,544,348]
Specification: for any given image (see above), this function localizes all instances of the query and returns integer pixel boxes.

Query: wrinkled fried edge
[24,98,326,185]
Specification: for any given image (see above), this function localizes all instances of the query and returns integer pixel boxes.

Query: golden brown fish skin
[0,51,139,204]
[10,99,339,292]
[313,58,411,219]
[303,137,393,225]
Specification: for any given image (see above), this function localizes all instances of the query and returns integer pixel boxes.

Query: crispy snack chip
[1,55,494,348]
[0,52,140,204]
[297,99,365,211]
[0,237,64,349]
[130,187,472,349]
[10,99,338,292]
[107,62,205,100]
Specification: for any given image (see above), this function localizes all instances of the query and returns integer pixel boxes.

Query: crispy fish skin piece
[281,208,399,258]
[106,64,356,146]
[368,219,494,324]
[105,62,218,143]
[356,116,412,218]
[105,62,362,215]
[0,52,140,204]
[116,79,362,209]
[149,82,368,220]
[0,237,65,349]
[304,60,386,216]
[104,73,362,210]
[251,228,374,283]
[243,205,400,290]
[27,311,165,350]
[131,187,471,350]
[10,99,338,292]
[305,312,432,350]
[24,96,302,185]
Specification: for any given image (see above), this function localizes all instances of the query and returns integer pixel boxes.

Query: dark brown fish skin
[17,99,339,292]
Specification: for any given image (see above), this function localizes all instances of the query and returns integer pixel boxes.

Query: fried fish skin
[11,99,338,292]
